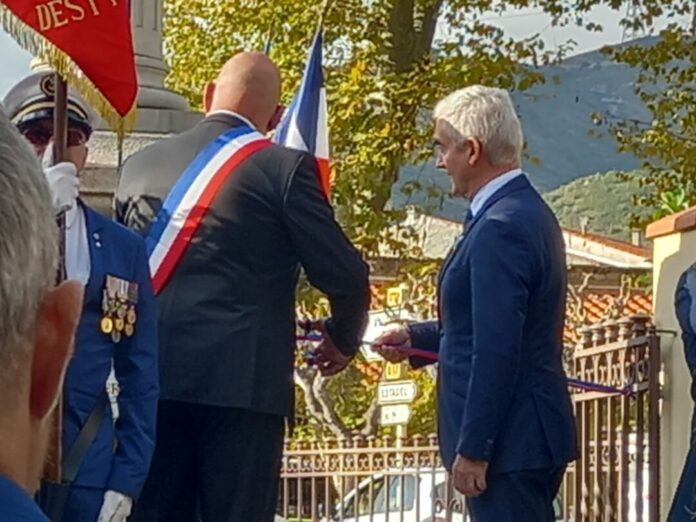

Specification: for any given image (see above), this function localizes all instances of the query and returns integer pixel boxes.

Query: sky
[0,4,690,98]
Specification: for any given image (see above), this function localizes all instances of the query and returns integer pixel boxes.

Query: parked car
[322,468,570,522]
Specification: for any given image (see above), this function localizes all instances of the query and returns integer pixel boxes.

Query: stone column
[131,0,188,114]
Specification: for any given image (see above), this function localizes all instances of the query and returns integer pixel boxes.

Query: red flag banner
[0,0,137,133]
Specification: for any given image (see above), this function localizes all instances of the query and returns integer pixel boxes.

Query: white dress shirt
[65,204,91,286]
[469,168,524,218]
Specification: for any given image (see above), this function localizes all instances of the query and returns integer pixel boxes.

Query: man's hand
[372,326,411,363]
[43,162,79,212]
[97,490,133,522]
[41,143,82,213]
[451,455,488,497]
[308,319,353,377]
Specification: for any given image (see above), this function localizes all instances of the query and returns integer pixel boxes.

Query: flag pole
[264,16,275,54]
[317,0,334,30]
[53,75,68,163]
[45,72,69,483]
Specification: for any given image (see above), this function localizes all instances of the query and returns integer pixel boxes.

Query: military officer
[3,71,159,522]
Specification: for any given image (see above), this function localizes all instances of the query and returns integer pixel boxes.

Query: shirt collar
[207,110,257,131]
[469,168,524,218]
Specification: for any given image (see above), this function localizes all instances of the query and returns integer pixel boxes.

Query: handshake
[302,319,355,377]
[302,321,416,375]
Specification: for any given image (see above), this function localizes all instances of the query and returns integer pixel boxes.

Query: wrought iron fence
[562,315,661,522]
[278,315,661,522]
[278,434,468,522]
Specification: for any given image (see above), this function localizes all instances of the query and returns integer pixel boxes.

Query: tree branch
[295,367,330,427]
[360,393,381,436]
[313,375,351,437]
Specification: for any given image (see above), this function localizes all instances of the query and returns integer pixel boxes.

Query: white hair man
[376,85,578,522]
[0,109,83,521]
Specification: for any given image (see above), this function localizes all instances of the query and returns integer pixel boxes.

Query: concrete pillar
[646,208,696,518]
[131,0,188,113]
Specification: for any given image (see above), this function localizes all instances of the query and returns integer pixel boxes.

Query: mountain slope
[543,171,651,240]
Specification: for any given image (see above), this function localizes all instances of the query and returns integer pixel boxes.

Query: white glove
[43,161,79,212]
[97,490,133,522]
[41,143,79,212]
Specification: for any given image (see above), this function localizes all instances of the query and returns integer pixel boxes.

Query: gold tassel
[0,6,137,136]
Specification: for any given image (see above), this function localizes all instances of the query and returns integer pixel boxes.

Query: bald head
[204,52,282,133]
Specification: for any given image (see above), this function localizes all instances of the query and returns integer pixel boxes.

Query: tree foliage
[162,0,685,437]
[597,4,696,225]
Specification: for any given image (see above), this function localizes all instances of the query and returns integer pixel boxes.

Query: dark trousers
[61,486,103,522]
[131,400,285,522]
[466,466,566,522]
[667,411,696,521]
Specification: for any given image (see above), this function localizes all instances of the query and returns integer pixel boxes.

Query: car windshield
[342,475,416,517]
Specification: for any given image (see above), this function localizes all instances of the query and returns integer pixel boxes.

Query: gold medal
[115,318,125,332]
[111,330,122,343]
[125,324,134,337]
[127,306,136,324]
[101,317,114,334]
[117,305,127,320]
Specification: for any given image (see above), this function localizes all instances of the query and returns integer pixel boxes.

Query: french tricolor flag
[274,29,331,198]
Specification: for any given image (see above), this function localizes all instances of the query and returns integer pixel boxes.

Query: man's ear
[467,137,482,167]
[267,104,285,133]
[203,82,216,113]
[30,280,83,420]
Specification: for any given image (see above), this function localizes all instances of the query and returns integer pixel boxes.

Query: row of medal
[100,275,138,343]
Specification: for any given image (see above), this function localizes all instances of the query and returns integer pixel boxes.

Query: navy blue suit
[409,176,577,521]
[60,204,158,521]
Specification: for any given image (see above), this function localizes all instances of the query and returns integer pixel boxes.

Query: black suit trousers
[466,466,566,522]
[132,400,285,522]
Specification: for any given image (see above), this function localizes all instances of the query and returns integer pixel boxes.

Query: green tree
[163,0,680,437]
[598,3,696,226]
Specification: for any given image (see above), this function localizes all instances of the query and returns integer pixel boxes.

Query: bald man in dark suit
[116,53,370,522]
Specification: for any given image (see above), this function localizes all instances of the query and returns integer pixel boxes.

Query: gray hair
[434,85,523,167]
[0,109,57,378]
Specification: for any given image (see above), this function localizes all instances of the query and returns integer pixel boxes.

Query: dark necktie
[464,208,474,233]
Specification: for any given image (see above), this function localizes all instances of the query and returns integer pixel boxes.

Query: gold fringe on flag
[0,5,137,136]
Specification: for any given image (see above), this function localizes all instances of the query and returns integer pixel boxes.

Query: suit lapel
[436,175,532,325]
[82,203,105,298]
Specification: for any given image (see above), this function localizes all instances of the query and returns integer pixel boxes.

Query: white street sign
[380,404,411,426]
[377,381,418,405]
[361,309,416,362]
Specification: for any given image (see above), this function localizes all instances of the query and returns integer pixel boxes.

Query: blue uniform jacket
[409,175,578,474]
[61,204,158,499]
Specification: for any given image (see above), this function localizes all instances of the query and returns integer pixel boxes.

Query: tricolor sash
[146,125,271,294]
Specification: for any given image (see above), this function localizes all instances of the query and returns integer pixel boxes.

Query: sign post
[378,364,417,448]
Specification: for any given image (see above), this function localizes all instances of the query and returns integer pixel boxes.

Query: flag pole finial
[318,0,334,31]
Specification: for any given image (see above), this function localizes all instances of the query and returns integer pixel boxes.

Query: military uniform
[3,72,159,522]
